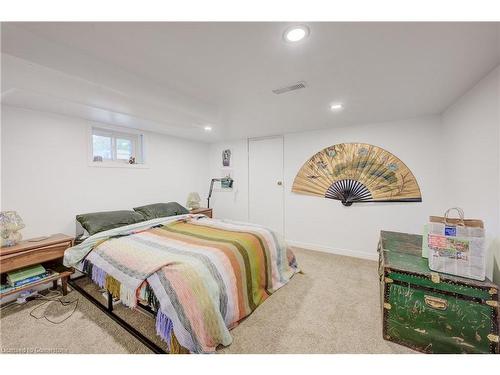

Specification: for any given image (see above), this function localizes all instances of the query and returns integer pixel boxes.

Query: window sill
[88,162,149,169]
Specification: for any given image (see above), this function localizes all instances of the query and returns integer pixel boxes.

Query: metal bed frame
[69,274,168,354]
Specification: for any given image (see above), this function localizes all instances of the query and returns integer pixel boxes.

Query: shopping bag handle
[444,207,465,226]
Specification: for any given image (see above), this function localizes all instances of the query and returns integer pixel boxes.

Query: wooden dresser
[0,234,74,296]
[190,207,213,218]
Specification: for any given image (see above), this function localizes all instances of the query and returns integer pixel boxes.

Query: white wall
[1,106,210,238]
[209,116,447,260]
[441,65,500,283]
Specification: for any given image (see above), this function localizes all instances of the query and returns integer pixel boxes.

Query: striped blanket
[64,215,299,353]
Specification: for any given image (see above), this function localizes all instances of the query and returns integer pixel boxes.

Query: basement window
[89,125,146,167]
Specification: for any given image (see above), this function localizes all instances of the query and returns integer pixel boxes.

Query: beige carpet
[0,248,414,354]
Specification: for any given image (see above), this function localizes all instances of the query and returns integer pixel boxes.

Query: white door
[248,136,284,234]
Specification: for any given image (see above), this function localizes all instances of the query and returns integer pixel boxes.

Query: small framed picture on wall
[222,149,231,167]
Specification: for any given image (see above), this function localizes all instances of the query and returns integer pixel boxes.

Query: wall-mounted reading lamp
[207,177,234,208]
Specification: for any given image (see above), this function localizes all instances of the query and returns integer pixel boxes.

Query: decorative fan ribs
[325,179,372,206]
[292,143,422,206]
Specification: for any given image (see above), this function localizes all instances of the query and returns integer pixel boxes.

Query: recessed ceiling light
[203,125,212,131]
[283,25,310,43]
[330,103,344,111]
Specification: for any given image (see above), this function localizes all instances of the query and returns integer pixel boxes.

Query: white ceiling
[2,22,499,142]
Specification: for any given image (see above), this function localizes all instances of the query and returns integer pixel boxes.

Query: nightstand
[0,234,74,297]
[190,207,213,218]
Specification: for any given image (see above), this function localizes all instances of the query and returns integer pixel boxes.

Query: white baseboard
[286,240,379,261]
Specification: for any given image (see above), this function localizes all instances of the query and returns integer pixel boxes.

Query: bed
[64,205,299,354]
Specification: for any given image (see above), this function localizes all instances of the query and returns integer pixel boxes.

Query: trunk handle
[424,295,448,310]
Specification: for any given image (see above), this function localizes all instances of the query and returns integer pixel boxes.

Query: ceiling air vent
[272,81,307,95]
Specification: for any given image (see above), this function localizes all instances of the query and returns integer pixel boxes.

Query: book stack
[6,264,50,287]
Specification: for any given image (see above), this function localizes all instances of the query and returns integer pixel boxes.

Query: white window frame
[88,124,148,168]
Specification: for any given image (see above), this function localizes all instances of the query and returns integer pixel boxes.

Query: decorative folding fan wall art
[291,143,422,206]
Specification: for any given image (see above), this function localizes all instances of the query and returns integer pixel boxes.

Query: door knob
[277,181,283,186]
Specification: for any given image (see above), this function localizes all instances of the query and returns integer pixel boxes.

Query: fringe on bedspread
[156,310,189,354]
[106,275,121,299]
[142,283,160,311]
[82,258,189,354]
[82,259,136,307]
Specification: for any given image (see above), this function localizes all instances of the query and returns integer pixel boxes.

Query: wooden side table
[189,207,213,218]
[0,234,74,297]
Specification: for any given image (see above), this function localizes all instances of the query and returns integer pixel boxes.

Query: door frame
[247,135,285,235]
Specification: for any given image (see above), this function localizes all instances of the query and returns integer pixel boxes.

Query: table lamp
[186,192,201,210]
[207,177,234,208]
[0,211,25,247]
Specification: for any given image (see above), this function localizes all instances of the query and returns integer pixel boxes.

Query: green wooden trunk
[379,230,499,354]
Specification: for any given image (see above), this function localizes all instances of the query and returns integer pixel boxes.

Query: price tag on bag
[444,226,456,236]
